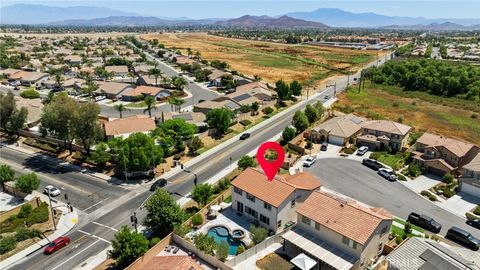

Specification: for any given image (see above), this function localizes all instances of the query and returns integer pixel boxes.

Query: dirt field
[141,32,379,88]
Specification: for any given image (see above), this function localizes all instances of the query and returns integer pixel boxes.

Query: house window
[234,187,243,195]
[291,199,296,208]
[301,215,311,225]
[342,236,357,249]
[246,193,255,202]
[260,214,270,225]
[245,206,258,219]
[381,226,387,235]
[277,220,282,228]
[264,202,272,211]
[315,222,320,231]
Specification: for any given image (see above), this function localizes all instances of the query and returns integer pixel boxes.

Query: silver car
[44,185,61,197]
[378,168,397,181]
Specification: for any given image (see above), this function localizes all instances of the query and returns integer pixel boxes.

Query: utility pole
[47,190,56,231]
[131,212,138,232]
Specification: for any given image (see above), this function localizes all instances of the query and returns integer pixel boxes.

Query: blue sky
[2,1,479,19]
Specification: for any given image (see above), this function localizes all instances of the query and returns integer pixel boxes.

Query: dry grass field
[142,32,378,88]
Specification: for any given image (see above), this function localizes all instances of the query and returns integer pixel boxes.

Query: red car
[44,236,70,254]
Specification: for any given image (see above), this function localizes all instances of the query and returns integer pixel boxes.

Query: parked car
[446,226,480,250]
[320,142,328,151]
[150,178,167,191]
[467,219,480,229]
[198,99,206,103]
[407,212,442,233]
[94,96,106,102]
[356,146,369,156]
[44,185,61,197]
[303,156,316,167]
[362,158,383,170]
[239,133,251,140]
[44,236,70,254]
[378,168,397,181]
[324,95,330,100]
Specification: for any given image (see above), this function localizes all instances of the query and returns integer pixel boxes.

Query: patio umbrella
[291,253,317,270]
[210,205,221,211]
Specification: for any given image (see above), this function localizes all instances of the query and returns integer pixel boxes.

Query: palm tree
[172,76,188,93]
[194,51,201,61]
[187,48,193,58]
[168,97,185,112]
[128,72,136,84]
[254,74,262,82]
[43,91,55,105]
[54,72,64,91]
[148,67,163,86]
[113,103,130,118]
[144,96,156,117]
[82,80,98,99]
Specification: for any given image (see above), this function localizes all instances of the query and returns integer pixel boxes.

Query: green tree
[314,101,325,118]
[191,183,213,206]
[157,118,197,141]
[148,67,163,86]
[193,233,217,256]
[206,108,234,135]
[144,96,156,118]
[172,76,188,92]
[15,173,40,194]
[249,225,268,244]
[251,101,260,115]
[187,136,204,156]
[7,107,28,136]
[191,213,203,226]
[292,111,309,133]
[282,126,296,143]
[220,74,236,89]
[113,103,130,119]
[290,80,302,96]
[43,91,55,105]
[117,133,163,172]
[442,172,454,184]
[108,226,149,269]
[143,189,186,237]
[217,241,229,262]
[75,102,102,154]
[0,164,15,191]
[91,143,111,166]
[275,80,291,101]
[304,104,319,124]
[237,155,255,170]
[167,97,185,112]
[0,91,16,130]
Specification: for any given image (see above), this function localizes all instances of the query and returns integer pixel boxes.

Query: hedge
[0,236,16,255]
[23,138,62,153]
[239,119,252,126]
[20,89,40,99]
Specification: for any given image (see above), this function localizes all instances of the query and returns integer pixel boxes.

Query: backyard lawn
[256,253,299,270]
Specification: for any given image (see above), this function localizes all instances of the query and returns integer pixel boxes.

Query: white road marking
[92,222,119,232]
[51,240,100,270]
[78,230,112,244]
[82,197,109,212]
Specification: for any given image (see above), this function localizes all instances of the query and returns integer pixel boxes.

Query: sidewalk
[0,204,78,269]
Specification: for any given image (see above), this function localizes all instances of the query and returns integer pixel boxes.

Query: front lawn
[370,152,405,170]
[393,218,425,233]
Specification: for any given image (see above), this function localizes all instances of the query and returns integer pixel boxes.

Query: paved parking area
[442,192,480,217]
[402,174,442,194]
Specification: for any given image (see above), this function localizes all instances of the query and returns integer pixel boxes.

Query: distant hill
[382,22,480,31]
[215,15,330,29]
[285,8,480,28]
[0,4,138,25]
[48,16,223,27]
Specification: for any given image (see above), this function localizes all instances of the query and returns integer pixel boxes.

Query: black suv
[467,219,480,229]
[240,133,251,140]
[446,227,480,251]
[362,158,383,171]
[407,212,442,233]
[150,178,167,191]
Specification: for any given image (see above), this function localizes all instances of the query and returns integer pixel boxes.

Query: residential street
[304,158,480,239]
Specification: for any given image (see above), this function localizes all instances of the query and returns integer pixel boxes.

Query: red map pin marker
[256,141,285,181]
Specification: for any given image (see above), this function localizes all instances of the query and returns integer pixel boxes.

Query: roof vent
[340,203,344,207]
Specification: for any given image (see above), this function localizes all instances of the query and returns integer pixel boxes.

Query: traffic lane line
[92,221,119,232]
[51,240,101,270]
[82,197,110,212]
[77,230,112,244]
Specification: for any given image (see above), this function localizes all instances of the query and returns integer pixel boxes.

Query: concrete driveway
[304,158,480,239]
[442,192,480,217]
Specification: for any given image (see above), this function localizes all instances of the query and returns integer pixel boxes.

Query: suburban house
[231,168,322,233]
[96,82,134,100]
[282,191,393,270]
[214,91,263,107]
[233,75,251,86]
[137,74,162,86]
[385,237,477,270]
[8,71,49,86]
[105,65,129,77]
[64,55,82,65]
[161,112,207,128]
[235,81,273,103]
[304,114,366,145]
[174,55,195,65]
[0,68,22,78]
[207,70,229,87]
[458,153,480,197]
[133,64,155,75]
[103,115,156,139]
[122,85,171,101]
[356,120,412,151]
[193,99,240,115]
[412,133,480,176]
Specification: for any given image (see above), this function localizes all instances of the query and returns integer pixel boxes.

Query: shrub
[217,241,229,262]
[0,236,16,255]
[429,194,437,201]
[471,113,478,119]
[26,202,49,224]
[262,107,274,115]
[191,213,203,226]
[442,173,454,184]
[239,119,252,126]
[395,235,403,245]
[443,188,455,198]
[403,222,412,235]
[149,237,161,248]
[15,227,41,242]
[466,212,479,221]
[17,204,33,219]
[236,244,245,255]
[474,206,480,216]
[420,190,431,197]
[305,141,313,149]
[173,224,191,237]
[173,154,181,160]
[397,174,407,181]
[369,152,381,160]
[20,89,40,99]
[249,225,268,244]
[407,163,423,177]
[194,233,217,256]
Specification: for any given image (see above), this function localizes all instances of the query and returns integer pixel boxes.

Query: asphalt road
[0,146,129,213]
[304,158,480,239]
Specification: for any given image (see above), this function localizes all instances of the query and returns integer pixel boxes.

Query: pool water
[207,226,245,255]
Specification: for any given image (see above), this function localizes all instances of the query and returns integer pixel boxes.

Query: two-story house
[459,153,480,198]
[231,168,321,233]
[282,191,393,270]
[412,133,480,176]
[356,120,412,151]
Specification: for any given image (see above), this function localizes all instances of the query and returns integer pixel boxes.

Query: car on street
[446,226,480,251]
[150,178,167,191]
[198,99,205,103]
[362,158,383,170]
[94,96,106,102]
[303,156,316,167]
[320,142,328,151]
[240,133,251,140]
[467,219,480,229]
[44,185,61,197]
[378,168,397,181]
[356,146,369,156]
[407,212,442,233]
[324,95,330,100]
[44,236,70,254]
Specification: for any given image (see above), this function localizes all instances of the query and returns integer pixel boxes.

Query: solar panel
[232,93,251,102]
[172,114,193,121]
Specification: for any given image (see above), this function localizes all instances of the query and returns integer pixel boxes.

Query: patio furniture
[207,209,217,220]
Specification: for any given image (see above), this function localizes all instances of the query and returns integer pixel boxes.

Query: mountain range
[1,4,479,30]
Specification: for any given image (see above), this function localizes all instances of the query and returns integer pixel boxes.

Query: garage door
[328,136,345,146]
[461,183,480,198]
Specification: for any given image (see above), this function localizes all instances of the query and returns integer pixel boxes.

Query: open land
[141,32,378,87]
[335,82,480,145]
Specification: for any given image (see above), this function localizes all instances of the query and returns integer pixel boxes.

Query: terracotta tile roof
[97,82,133,95]
[236,81,269,92]
[105,65,129,74]
[104,115,156,136]
[142,255,203,270]
[362,120,412,136]
[297,191,393,245]
[416,133,477,158]
[232,168,321,207]
[123,85,166,97]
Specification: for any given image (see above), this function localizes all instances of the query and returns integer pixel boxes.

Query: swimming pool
[207,226,246,255]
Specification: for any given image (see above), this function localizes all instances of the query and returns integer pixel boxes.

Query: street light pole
[47,191,57,231]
